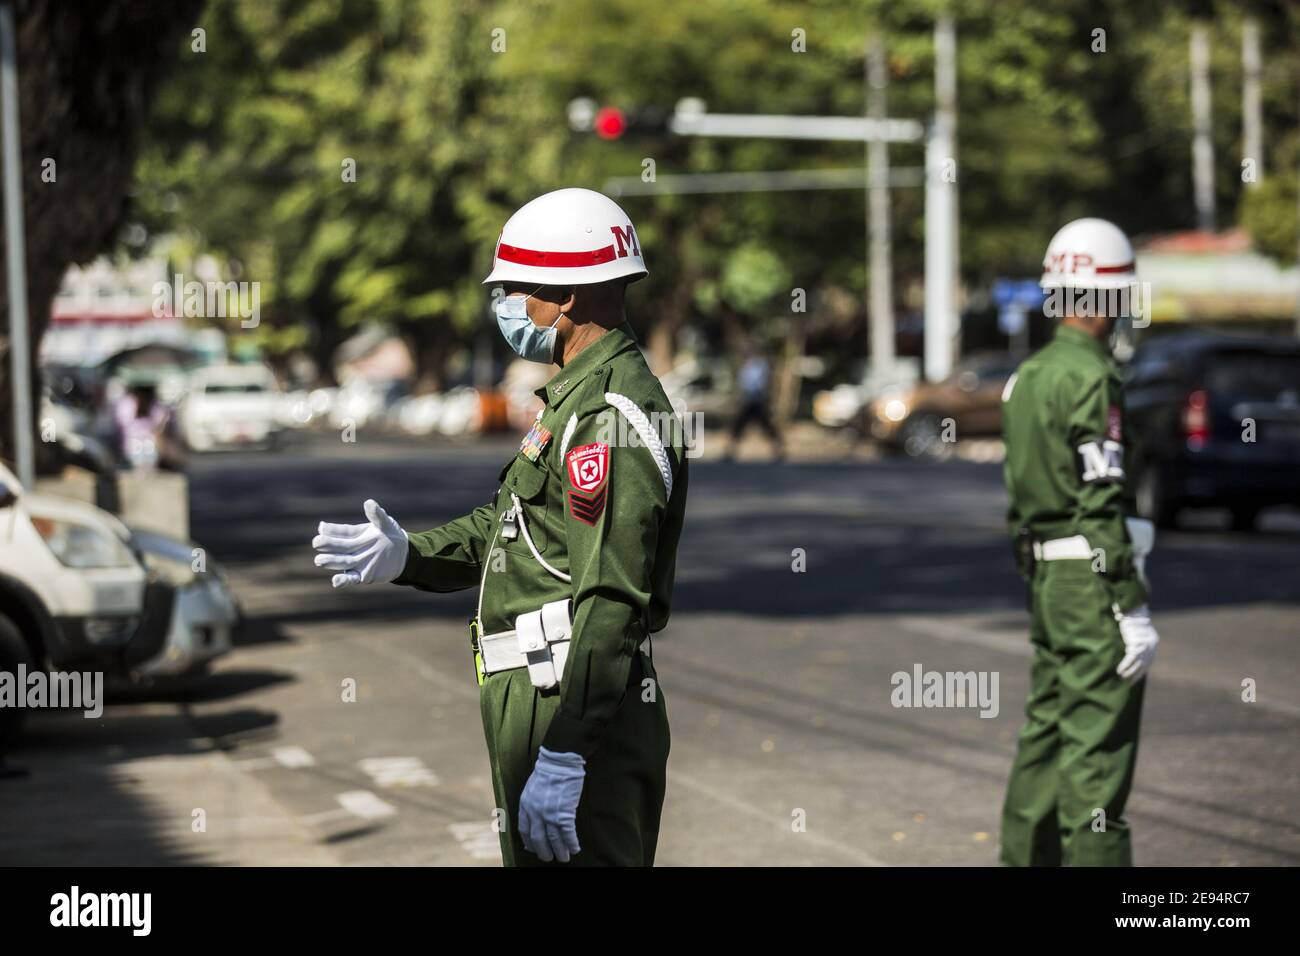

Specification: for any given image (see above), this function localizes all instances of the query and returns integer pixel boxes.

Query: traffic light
[567,98,670,140]
[593,106,626,140]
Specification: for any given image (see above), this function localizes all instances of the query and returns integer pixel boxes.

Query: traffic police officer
[312,188,688,867]
[999,218,1159,867]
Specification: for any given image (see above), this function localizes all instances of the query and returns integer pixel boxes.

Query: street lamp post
[0,1,33,487]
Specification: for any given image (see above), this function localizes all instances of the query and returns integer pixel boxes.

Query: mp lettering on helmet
[1077,439,1125,483]
[610,224,640,259]
[1046,251,1093,274]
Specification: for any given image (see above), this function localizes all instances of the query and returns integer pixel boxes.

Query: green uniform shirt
[393,323,688,758]
[1002,323,1147,612]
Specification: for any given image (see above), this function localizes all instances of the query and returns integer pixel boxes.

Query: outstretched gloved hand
[1115,604,1159,682]
[312,499,409,588]
[518,747,585,863]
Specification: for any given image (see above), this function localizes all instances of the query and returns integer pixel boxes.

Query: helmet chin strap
[549,307,571,365]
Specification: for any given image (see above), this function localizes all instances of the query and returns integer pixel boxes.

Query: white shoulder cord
[475,520,503,630]
[510,492,572,583]
[504,394,672,592]
[559,413,579,458]
[604,391,674,498]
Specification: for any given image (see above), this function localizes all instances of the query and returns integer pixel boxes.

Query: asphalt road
[5,430,1298,865]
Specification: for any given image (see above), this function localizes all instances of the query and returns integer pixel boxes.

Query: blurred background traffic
[0,0,1297,865]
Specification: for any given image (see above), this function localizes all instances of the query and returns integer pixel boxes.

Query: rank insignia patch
[568,486,607,525]
[520,421,552,461]
[566,442,610,524]
[566,442,609,492]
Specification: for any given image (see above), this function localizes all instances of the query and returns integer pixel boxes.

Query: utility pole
[867,35,894,376]
[628,97,940,375]
[0,2,32,488]
[1190,23,1216,230]
[1242,17,1263,187]
[924,13,959,383]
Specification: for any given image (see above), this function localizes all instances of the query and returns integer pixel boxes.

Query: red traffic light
[594,106,626,140]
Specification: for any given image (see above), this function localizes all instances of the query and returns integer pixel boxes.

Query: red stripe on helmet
[495,242,618,268]
[1093,261,1135,274]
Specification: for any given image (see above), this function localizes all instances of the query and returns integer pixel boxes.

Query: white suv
[0,465,236,749]
[182,364,285,451]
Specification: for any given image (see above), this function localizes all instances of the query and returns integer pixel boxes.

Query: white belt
[479,608,651,688]
[477,598,652,688]
[1032,534,1092,561]
[479,598,573,689]
[480,631,651,680]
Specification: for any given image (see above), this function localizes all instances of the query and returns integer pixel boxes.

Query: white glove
[1125,517,1155,590]
[518,747,585,863]
[1115,604,1159,682]
[312,499,409,589]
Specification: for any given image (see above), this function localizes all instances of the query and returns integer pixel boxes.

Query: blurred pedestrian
[312,189,687,867]
[726,342,783,460]
[114,373,182,471]
[1000,218,1158,867]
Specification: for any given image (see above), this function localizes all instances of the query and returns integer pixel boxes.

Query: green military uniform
[392,323,687,866]
[999,322,1147,866]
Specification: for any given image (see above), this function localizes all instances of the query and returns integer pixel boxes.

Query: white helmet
[1040,217,1136,290]
[482,187,647,287]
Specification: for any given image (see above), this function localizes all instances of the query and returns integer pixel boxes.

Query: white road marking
[669,766,888,867]
[273,745,316,768]
[301,790,398,826]
[233,756,277,770]
[234,745,317,771]
[448,821,502,860]
[358,756,440,788]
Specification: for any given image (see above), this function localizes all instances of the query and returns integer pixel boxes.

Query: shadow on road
[0,704,273,865]
[191,448,1300,624]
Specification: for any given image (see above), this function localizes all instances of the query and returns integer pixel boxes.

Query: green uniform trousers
[480,651,670,867]
[1000,559,1145,866]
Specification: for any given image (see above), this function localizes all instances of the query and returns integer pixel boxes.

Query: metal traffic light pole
[0,1,33,487]
[571,26,961,384]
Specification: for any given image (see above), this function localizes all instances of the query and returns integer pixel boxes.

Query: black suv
[1124,333,1300,530]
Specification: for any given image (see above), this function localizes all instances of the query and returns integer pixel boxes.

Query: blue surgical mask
[494,288,561,364]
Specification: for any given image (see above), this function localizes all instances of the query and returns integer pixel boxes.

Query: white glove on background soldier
[1115,604,1159,681]
[518,747,585,863]
[312,499,409,588]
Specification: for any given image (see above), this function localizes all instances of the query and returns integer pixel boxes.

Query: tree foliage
[130,0,1300,386]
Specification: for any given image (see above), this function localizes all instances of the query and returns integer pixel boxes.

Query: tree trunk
[402,319,453,395]
[0,0,204,470]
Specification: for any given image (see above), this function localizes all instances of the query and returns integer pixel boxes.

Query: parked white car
[182,364,285,451]
[0,465,154,748]
[128,528,239,679]
[0,464,236,747]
